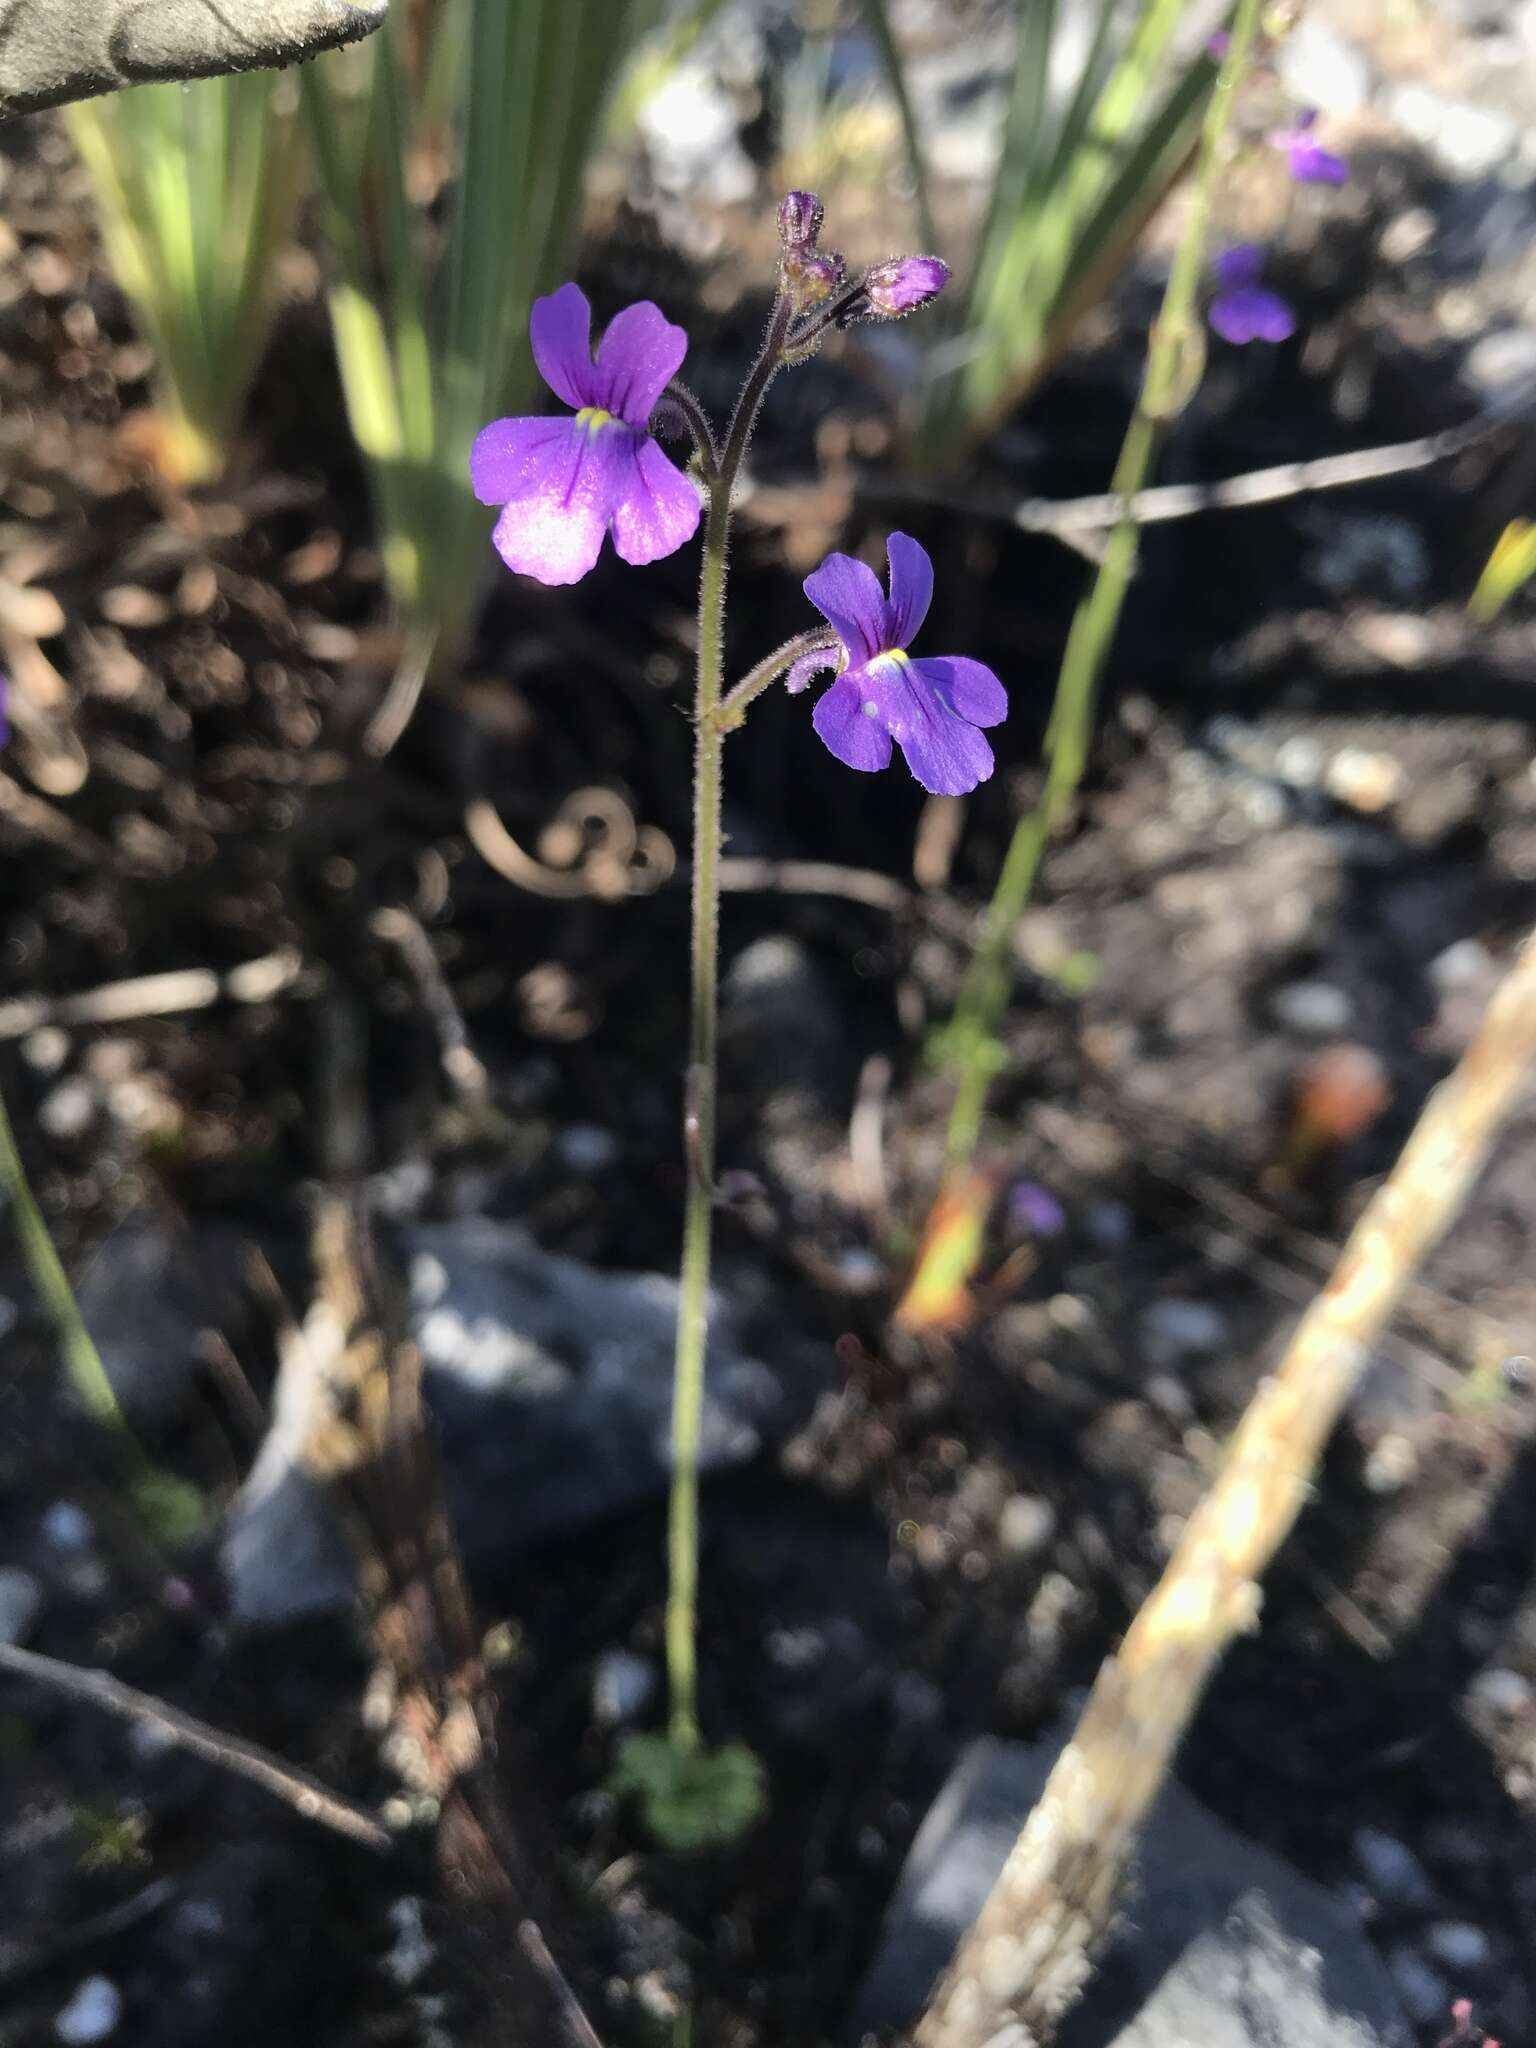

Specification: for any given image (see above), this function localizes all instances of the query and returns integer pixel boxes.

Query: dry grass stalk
[915,928,1536,2048]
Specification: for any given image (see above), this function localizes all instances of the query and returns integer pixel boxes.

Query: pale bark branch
[916,925,1536,2048]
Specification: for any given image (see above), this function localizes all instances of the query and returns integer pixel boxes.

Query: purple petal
[803,551,888,666]
[609,434,703,566]
[530,283,596,411]
[1213,243,1264,290]
[592,302,690,429]
[1288,137,1349,184]
[884,531,933,648]
[488,417,621,585]
[1209,286,1296,345]
[863,255,951,317]
[785,648,838,696]
[811,672,894,773]
[470,413,577,505]
[893,691,995,795]
[910,654,1007,728]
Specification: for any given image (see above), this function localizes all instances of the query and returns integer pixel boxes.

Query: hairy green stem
[718,629,837,729]
[665,297,796,1755]
[943,0,1263,1174]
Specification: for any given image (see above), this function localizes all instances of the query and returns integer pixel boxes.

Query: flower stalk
[941,0,1266,1177]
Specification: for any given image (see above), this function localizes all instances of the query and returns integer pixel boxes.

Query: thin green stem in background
[0,1085,204,1549]
[943,0,1264,1175]
[0,1085,118,1424]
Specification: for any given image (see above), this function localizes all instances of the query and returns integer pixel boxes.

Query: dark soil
[1,94,1535,2048]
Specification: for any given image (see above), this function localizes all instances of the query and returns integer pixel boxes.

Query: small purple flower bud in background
[1205,28,1231,57]
[777,189,824,252]
[1007,1181,1067,1240]
[1271,108,1349,185]
[862,254,951,318]
[1208,244,1296,344]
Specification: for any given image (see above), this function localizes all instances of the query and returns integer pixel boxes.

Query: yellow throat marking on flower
[575,406,616,433]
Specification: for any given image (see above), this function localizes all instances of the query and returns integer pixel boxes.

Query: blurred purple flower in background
[1208,244,1296,344]
[1272,108,1349,185]
[787,532,1007,795]
[471,283,701,586]
[1007,1181,1067,1240]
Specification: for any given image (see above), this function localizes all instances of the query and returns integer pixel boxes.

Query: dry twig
[916,926,1536,2048]
[0,1640,392,1852]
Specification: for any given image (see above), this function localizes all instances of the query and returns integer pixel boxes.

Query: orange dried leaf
[894,1171,997,1335]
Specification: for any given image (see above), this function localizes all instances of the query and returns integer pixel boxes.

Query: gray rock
[0,1565,42,1644]
[856,1736,1409,2046]
[0,1,384,121]
[1352,1827,1437,1911]
[75,1215,255,1425]
[222,1220,794,1623]
[1385,1944,1450,2026]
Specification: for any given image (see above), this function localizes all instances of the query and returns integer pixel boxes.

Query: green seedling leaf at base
[609,1733,767,1852]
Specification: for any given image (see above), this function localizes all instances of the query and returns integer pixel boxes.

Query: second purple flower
[471,283,702,587]
[788,533,1007,796]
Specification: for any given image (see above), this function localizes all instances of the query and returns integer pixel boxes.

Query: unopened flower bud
[862,254,951,317]
[777,190,824,252]
[783,248,846,312]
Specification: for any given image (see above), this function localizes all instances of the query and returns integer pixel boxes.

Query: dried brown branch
[916,926,1536,2048]
[0,1640,392,1852]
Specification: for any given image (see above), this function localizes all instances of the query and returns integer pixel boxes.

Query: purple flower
[788,533,1007,795]
[1007,1181,1067,1240]
[1272,109,1348,186]
[1205,28,1231,57]
[470,283,702,587]
[861,255,951,318]
[1208,244,1296,345]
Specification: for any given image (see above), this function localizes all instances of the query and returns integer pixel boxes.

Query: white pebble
[0,1566,42,1645]
[592,1649,657,1727]
[38,1079,95,1141]
[1430,940,1494,994]
[54,1976,122,2044]
[1468,1666,1532,1717]
[997,1494,1056,1558]
[1353,1826,1437,1909]
[1363,1432,1418,1493]
[555,1123,619,1175]
[1270,980,1353,1038]
[1425,1922,1491,1974]
[42,1502,94,1553]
